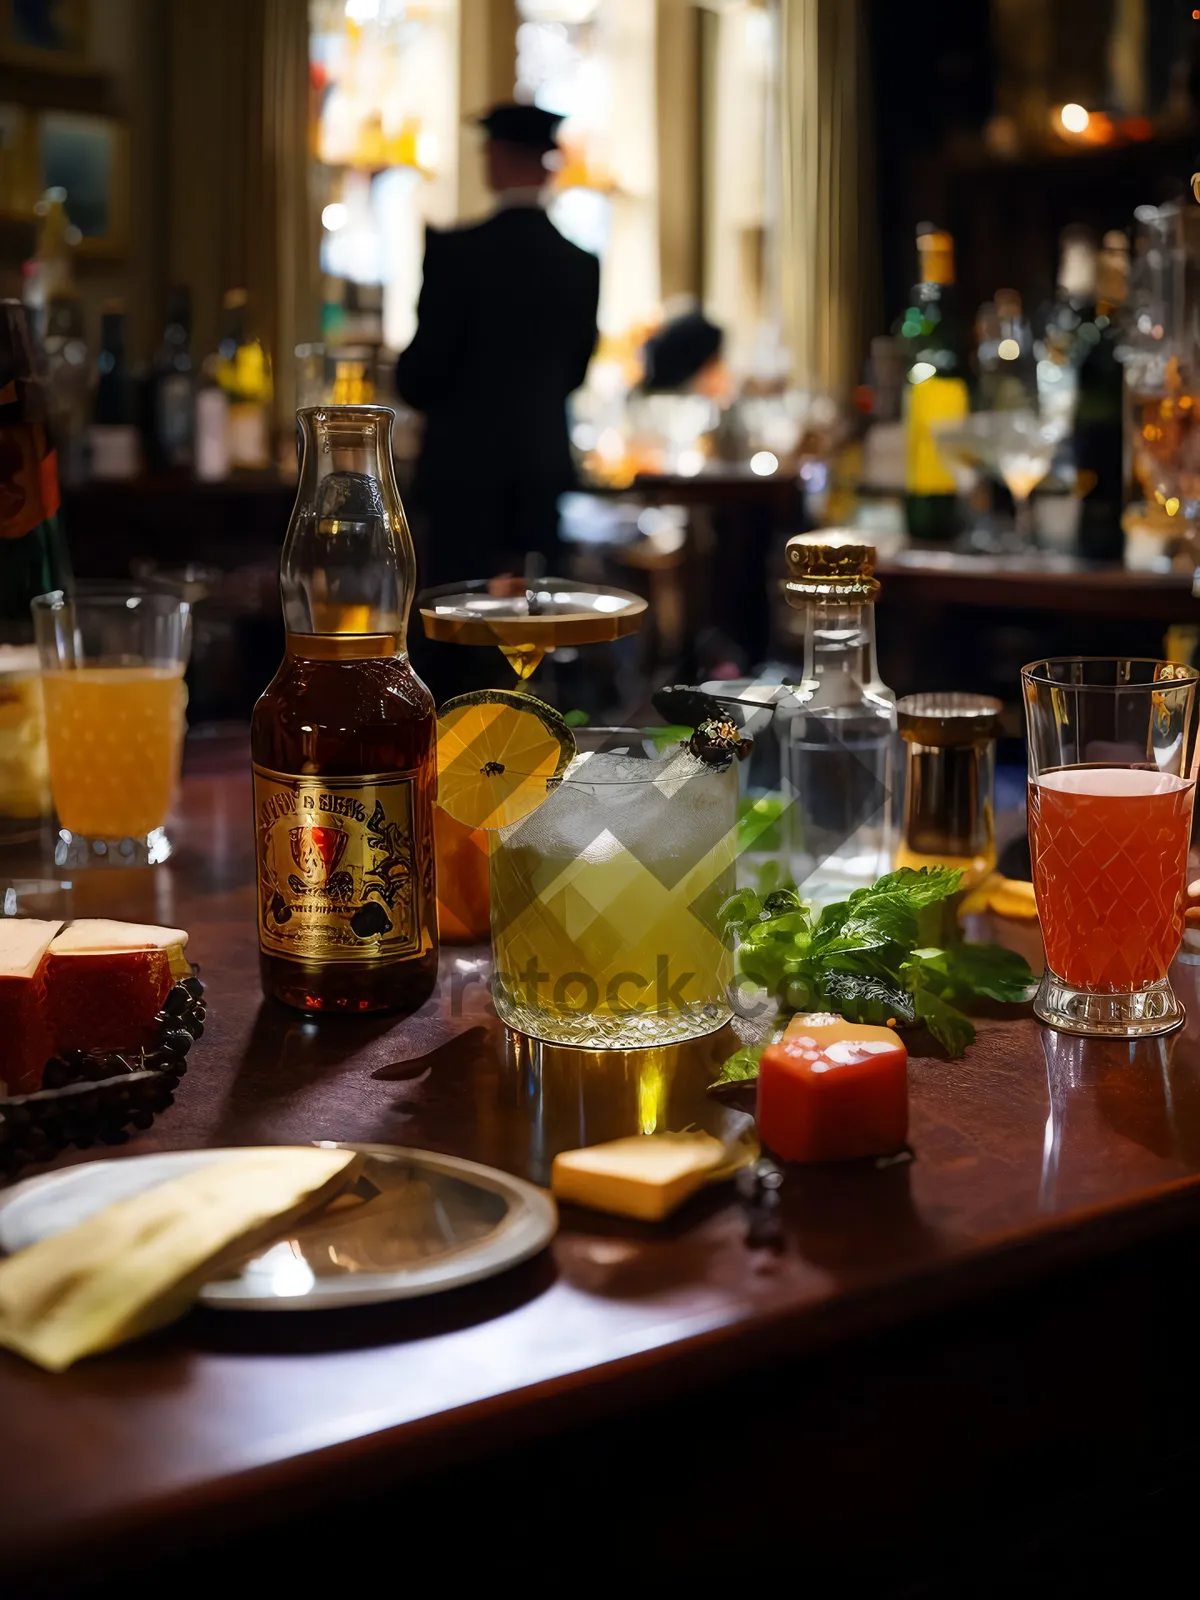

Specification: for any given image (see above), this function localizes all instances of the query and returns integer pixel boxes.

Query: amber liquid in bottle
[251,406,438,1013]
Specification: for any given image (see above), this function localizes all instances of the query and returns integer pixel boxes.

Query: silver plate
[0,1144,558,1310]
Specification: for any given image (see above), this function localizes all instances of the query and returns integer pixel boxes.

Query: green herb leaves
[720,866,1034,1068]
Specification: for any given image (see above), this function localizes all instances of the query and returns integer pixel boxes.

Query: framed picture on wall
[0,0,89,67]
[36,109,127,257]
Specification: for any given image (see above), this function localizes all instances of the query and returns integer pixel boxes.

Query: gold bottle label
[253,765,424,964]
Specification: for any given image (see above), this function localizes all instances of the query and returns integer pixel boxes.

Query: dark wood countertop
[6,733,1200,1584]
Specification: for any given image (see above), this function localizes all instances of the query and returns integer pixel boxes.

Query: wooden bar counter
[5,735,1200,1590]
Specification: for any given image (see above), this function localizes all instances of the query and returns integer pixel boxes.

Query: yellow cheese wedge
[0,1146,360,1371]
[0,918,63,978]
[551,1131,729,1222]
[48,919,188,954]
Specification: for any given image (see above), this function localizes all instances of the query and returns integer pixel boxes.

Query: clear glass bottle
[778,535,895,905]
[251,404,438,1013]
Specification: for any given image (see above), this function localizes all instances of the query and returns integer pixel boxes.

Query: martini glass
[418,576,647,689]
[420,576,648,946]
[934,411,1066,553]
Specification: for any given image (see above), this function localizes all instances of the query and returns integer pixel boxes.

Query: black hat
[477,102,564,152]
[641,312,724,393]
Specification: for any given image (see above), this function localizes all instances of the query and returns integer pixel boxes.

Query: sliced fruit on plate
[0,919,63,1095]
[435,689,575,830]
[43,920,189,1054]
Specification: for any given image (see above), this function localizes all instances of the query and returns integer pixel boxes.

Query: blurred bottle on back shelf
[1035,226,1098,426]
[900,225,969,543]
[991,290,1037,410]
[215,288,272,471]
[22,189,77,343]
[42,294,89,486]
[1073,231,1129,563]
[0,300,70,840]
[195,341,230,484]
[89,302,141,481]
[144,286,195,473]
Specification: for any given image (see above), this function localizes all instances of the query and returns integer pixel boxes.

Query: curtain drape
[779,0,877,399]
[166,0,317,432]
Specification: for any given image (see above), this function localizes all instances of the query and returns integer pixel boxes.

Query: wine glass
[934,411,1066,552]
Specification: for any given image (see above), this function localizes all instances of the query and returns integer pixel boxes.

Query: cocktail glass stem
[1013,492,1035,549]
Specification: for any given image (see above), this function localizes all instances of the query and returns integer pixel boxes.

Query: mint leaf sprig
[718,867,1034,1081]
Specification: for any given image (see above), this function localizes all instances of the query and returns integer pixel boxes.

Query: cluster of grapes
[0,975,206,1173]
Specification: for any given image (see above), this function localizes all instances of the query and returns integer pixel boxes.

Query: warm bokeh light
[1059,103,1090,134]
[750,451,779,476]
[997,338,1020,362]
[321,202,348,231]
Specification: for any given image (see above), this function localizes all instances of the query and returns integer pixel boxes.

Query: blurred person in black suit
[396,103,601,608]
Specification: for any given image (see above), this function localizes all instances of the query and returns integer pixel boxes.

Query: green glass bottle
[902,227,969,543]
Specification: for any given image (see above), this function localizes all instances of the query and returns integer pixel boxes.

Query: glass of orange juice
[32,587,191,865]
[1024,657,1198,1037]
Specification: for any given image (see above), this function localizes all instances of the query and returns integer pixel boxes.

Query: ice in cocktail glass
[1023,657,1198,1037]
[489,736,738,1047]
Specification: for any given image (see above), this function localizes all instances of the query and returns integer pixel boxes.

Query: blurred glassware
[295,342,390,414]
[1122,499,1198,574]
[932,410,1066,552]
[975,289,1038,412]
[895,692,1001,893]
[1129,380,1200,518]
[41,295,90,486]
[1121,204,1187,396]
[624,391,718,476]
[294,342,329,410]
[0,645,52,847]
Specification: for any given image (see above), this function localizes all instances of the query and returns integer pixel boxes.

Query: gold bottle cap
[896,692,1002,747]
[784,533,879,605]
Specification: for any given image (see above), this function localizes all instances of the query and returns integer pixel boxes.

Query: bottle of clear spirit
[778,535,895,905]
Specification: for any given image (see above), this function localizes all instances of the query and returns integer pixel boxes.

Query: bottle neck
[281,407,415,648]
[802,600,885,707]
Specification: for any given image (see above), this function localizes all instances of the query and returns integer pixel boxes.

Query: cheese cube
[44,920,189,1054]
[0,919,63,1095]
[551,1131,727,1221]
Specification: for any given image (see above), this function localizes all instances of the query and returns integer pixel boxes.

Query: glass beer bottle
[251,405,438,1012]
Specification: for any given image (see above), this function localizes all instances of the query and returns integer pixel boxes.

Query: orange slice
[959,873,1039,921]
[436,689,575,830]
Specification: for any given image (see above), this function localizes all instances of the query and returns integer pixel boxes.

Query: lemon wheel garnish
[436,689,575,830]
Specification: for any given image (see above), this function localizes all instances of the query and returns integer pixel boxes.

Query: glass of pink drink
[1024,658,1199,1037]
